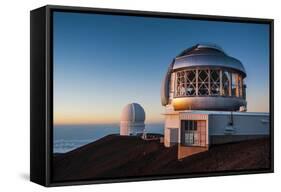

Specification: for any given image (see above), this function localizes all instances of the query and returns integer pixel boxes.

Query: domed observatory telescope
[120,103,146,136]
[161,44,247,111]
[161,44,269,157]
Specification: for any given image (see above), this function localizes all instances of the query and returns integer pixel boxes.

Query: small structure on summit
[120,103,146,136]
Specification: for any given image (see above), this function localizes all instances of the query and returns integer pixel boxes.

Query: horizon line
[53,122,165,126]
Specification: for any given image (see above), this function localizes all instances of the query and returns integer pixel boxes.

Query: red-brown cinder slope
[52,135,270,182]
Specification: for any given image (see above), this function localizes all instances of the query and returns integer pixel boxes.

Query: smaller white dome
[120,103,145,122]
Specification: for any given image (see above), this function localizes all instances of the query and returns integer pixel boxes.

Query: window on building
[231,73,244,97]
[242,84,246,99]
[176,71,186,96]
[198,70,209,96]
[174,68,244,98]
[222,70,231,96]
[238,75,243,98]
[186,70,196,96]
[210,69,220,95]
[231,73,238,96]
[183,120,197,131]
[181,120,201,145]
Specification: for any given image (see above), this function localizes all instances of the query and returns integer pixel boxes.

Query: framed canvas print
[30,5,274,187]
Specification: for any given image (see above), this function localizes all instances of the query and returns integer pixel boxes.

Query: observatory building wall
[208,113,270,144]
[164,114,180,147]
[163,111,269,147]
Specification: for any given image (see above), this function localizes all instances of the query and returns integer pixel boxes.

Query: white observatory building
[120,103,146,136]
[161,44,269,158]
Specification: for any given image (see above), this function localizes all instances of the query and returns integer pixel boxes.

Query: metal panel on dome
[197,44,224,52]
[120,103,145,122]
[173,54,246,77]
[161,60,174,106]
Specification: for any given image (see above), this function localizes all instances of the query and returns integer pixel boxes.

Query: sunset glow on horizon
[54,111,164,125]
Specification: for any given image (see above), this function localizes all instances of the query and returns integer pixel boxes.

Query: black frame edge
[45,4,273,23]
[269,20,274,173]
[30,6,49,186]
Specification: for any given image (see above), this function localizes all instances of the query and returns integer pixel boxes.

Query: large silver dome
[161,44,247,111]
[173,44,246,76]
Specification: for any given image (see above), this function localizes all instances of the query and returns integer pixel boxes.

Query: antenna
[229,111,234,126]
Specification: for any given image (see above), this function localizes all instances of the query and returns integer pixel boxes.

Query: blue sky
[53,11,270,124]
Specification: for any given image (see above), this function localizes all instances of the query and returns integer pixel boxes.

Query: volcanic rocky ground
[52,135,270,182]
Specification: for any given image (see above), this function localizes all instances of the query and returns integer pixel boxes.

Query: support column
[175,72,178,97]
[219,70,223,96]
[235,74,239,97]
[229,72,232,96]
[195,68,198,96]
[208,69,211,95]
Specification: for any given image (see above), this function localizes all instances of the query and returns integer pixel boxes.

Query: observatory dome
[120,103,145,122]
[173,44,246,76]
[120,103,145,136]
[161,44,247,111]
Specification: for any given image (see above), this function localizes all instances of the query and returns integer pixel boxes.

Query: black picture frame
[30,5,274,187]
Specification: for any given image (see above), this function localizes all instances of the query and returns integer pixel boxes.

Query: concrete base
[177,144,208,159]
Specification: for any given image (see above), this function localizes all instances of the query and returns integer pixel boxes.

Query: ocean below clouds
[54,124,164,153]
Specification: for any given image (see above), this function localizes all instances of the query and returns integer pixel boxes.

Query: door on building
[181,120,206,147]
[169,128,179,144]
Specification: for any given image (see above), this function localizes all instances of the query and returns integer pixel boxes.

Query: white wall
[209,114,270,135]
[0,0,280,192]
[164,114,180,146]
